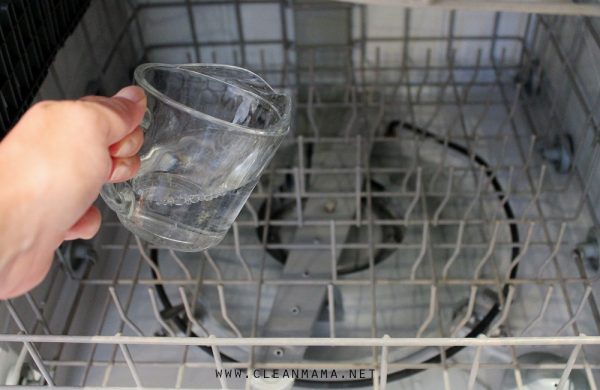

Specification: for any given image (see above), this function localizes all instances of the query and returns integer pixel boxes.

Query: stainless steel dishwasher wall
[1,1,600,389]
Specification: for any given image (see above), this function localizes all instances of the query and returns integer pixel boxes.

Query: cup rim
[134,63,292,137]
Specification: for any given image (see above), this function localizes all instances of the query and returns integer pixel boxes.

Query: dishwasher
[1,0,600,389]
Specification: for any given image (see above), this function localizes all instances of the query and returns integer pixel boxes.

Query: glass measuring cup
[101,63,292,251]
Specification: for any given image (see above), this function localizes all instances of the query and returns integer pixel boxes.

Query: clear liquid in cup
[119,171,258,251]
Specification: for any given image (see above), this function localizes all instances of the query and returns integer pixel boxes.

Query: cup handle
[141,108,152,131]
[100,181,135,216]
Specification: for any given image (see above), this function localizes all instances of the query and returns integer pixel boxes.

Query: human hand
[0,86,146,299]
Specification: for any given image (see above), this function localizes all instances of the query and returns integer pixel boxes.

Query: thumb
[81,86,147,145]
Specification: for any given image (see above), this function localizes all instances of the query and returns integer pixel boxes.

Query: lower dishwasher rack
[2,1,600,389]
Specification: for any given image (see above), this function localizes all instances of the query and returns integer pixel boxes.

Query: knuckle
[29,100,104,125]
[70,101,104,122]
[26,100,57,119]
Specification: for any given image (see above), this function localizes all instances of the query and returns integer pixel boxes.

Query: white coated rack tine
[582,350,598,390]
[422,91,445,134]
[168,250,192,280]
[404,167,422,225]
[178,287,209,337]
[330,220,338,281]
[355,164,362,227]
[432,167,454,225]
[443,367,452,390]
[557,342,583,390]
[210,335,229,389]
[5,302,55,386]
[293,168,303,227]
[259,48,266,76]
[18,331,56,387]
[203,250,223,280]
[402,147,418,191]
[462,48,482,103]
[244,202,259,227]
[442,221,466,279]
[555,286,593,335]
[344,86,357,141]
[520,285,555,336]
[488,285,516,335]
[345,46,354,97]
[134,235,163,280]
[467,345,483,390]
[280,34,289,88]
[327,284,336,338]
[416,286,437,337]
[495,166,515,220]
[537,223,567,278]
[369,92,386,139]
[428,124,452,192]
[109,287,144,337]
[495,83,522,134]
[147,288,176,337]
[175,365,185,389]
[571,105,599,178]
[307,49,320,138]
[463,167,486,220]
[452,286,478,337]
[505,222,535,281]
[421,56,453,132]
[520,165,547,223]
[513,356,525,390]
[374,46,381,92]
[5,300,28,332]
[497,134,510,169]
[217,284,243,338]
[366,47,383,130]
[298,135,305,194]
[524,134,538,169]
[366,45,377,104]
[307,86,320,138]
[473,221,501,279]
[574,146,600,218]
[54,248,77,280]
[410,222,429,280]
[117,334,143,388]
[470,99,491,137]
[356,135,362,227]
[416,48,432,104]
[366,89,387,140]
[233,222,253,280]
[24,293,51,335]
[380,335,390,390]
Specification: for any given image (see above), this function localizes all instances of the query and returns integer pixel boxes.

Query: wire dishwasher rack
[3,0,600,388]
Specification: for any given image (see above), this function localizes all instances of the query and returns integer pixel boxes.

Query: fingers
[109,126,144,158]
[64,206,102,241]
[80,86,147,145]
[109,155,141,183]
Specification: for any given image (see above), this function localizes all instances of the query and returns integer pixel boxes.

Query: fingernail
[114,86,146,103]
[110,161,131,182]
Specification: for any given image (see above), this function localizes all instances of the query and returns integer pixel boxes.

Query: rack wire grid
[2,0,600,389]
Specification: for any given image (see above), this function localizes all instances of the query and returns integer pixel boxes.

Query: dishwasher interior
[2,0,600,389]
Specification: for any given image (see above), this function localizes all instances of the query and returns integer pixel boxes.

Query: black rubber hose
[149,249,237,363]
[150,119,521,387]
